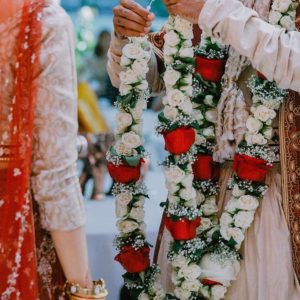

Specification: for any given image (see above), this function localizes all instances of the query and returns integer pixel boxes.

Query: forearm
[199,0,300,92]
[51,227,91,287]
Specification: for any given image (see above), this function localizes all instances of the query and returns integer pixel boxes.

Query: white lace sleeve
[30,3,86,231]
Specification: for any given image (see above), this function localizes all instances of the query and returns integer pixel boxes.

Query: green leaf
[179,57,196,65]
[212,230,221,242]
[123,155,142,167]
[158,112,170,124]
[227,237,238,248]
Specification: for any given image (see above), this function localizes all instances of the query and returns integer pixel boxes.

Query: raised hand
[113,0,155,38]
[163,0,205,24]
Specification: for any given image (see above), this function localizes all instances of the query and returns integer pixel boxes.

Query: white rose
[136,80,148,91]
[203,126,215,137]
[164,55,174,64]
[164,165,186,184]
[174,16,193,38]
[262,126,273,139]
[167,89,186,107]
[120,55,131,67]
[261,98,281,110]
[138,293,150,300]
[180,85,193,97]
[234,210,255,229]
[253,105,277,122]
[119,83,132,96]
[179,187,197,201]
[180,100,193,115]
[132,59,149,74]
[280,15,295,30]
[165,181,180,193]
[134,197,145,208]
[174,288,191,300]
[246,116,263,133]
[211,285,227,300]
[205,109,218,123]
[220,212,233,228]
[182,75,193,86]
[205,196,217,206]
[195,134,206,145]
[236,195,259,210]
[172,254,189,268]
[196,192,206,205]
[164,69,181,86]
[220,226,244,247]
[272,0,292,13]
[131,122,143,134]
[245,133,267,145]
[164,106,178,120]
[168,194,181,205]
[181,279,201,292]
[120,69,139,85]
[200,253,241,287]
[116,204,127,218]
[204,95,215,106]
[178,263,202,280]
[116,112,133,129]
[164,30,180,47]
[193,110,204,123]
[182,174,194,188]
[117,220,139,234]
[179,47,194,58]
[122,132,141,149]
[116,192,133,206]
[129,207,145,222]
[131,100,147,119]
[185,198,197,208]
[232,184,246,198]
[202,203,218,216]
[269,10,282,25]
[198,217,213,231]
[123,43,146,59]
[114,141,132,155]
[164,45,178,56]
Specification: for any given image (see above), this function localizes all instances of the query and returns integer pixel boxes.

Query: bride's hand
[163,0,206,24]
[113,0,155,38]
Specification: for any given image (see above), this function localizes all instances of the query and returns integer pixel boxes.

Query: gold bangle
[65,279,108,299]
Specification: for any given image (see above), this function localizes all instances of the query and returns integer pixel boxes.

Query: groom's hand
[163,0,206,24]
[113,0,155,38]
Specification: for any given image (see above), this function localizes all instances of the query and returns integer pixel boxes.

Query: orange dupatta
[0,0,44,298]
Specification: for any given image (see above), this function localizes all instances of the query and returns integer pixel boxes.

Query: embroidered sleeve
[30,4,86,231]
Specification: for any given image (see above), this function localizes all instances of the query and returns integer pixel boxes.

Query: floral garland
[107,37,165,300]
[158,15,206,299]
[190,1,296,299]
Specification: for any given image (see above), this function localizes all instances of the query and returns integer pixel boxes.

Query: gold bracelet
[65,279,108,299]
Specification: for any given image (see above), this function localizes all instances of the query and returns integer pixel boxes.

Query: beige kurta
[107,1,300,299]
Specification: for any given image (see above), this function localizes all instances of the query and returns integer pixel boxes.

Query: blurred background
[60,1,168,299]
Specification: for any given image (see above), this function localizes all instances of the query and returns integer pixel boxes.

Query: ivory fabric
[0,0,85,231]
[199,0,300,92]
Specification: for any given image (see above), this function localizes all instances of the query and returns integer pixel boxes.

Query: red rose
[195,56,226,83]
[192,154,220,181]
[115,245,150,273]
[163,127,195,155]
[107,160,142,183]
[201,279,222,286]
[233,154,272,183]
[257,71,267,80]
[165,216,201,240]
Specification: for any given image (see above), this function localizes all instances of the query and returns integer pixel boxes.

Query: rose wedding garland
[188,1,296,299]
[107,37,165,299]
[108,1,297,299]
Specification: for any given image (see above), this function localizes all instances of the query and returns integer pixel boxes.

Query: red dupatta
[0,0,44,298]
